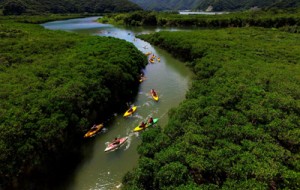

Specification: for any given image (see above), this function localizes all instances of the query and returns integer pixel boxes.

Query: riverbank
[0,14,94,24]
[122,27,300,188]
[0,16,146,189]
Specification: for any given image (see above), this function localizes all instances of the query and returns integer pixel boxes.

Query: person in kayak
[140,73,145,82]
[148,117,153,124]
[140,71,144,77]
[128,107,133,113]
[151,89,157,96]
[112,137,120,145]
[140,121,146,129]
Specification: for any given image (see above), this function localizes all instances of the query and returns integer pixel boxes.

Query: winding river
[42,17,193,190]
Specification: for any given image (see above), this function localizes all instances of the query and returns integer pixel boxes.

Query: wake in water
[116,183,122,188]
[101,128,108,133]
[123,134,132,151]
[92,171,122,190]
[132,113,143,120]
[142,101,152,107]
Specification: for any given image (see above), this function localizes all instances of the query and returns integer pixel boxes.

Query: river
[42,17,193,190]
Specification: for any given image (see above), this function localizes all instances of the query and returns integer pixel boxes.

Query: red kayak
[104,137,128,152]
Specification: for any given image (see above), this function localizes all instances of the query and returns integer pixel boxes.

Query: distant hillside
[128,0,300,11]
[128,0,203,11]
[0,0,142,15]
[197,0,300,11]
[268,0,300,9]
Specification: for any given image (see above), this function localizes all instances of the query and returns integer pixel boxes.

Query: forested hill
[128,0,300,11]
[128,0,202,11]
[197,0,300,11]
[269,0,300,9]
[0,0,142,15]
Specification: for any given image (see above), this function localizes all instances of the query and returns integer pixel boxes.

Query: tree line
[197,0,300,11]
[98,10,300,33]
[122,26,300,189]
[0,0,142,15]
[0,16,146,189]
[122,0,300,12]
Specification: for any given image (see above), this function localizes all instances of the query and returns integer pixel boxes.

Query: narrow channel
[42,16,193,190]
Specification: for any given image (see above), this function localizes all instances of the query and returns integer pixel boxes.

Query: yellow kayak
[84,124,104,138]
[139,77,146,83]
[133,118,159,132]
[123,106,137,117]
[149,59,155,63]
[151,91,159,101]
[157,57,160,62]
[145,52,152,56]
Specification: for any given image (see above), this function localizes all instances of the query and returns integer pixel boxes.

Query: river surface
[42,17,193,190]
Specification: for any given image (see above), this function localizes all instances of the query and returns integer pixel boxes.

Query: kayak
[139,77,146,83]
[104,136,128,152]
[151,91,159,101]
[157,57,160,62]
[145,52,152,56]
[123,106,137,117]
[149,59,155,63]
[133,118,159,132]
[84,124,104,138]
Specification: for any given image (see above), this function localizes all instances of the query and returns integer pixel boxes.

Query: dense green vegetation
[128,0,300,11]
[270,0,300,9]
[197,0,300,11]
[1,14,87,23]
[98,10,300,32]
[0,0,142,15]
[0,16,146,188]
[128,0,202,11]
[122,27,300,189]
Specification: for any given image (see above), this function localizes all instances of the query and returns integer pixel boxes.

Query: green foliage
[0,16,146,188]
[99,10,300,31]
[129,0,300,11]
[0,0,142,15]
[197,0,300,11]
[128,0,203,11]
[3,0,26,15]
[1,14,86,24]
[156,162,189,189]
[124,27,300,189]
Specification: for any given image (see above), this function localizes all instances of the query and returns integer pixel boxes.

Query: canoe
[123,106,137,117]
[151,92,159,101]
[133,118,159,132]
[84,124,104,138]
[104,137,128,152]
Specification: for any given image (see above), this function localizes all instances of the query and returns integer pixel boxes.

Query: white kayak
[104,137,128,152]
